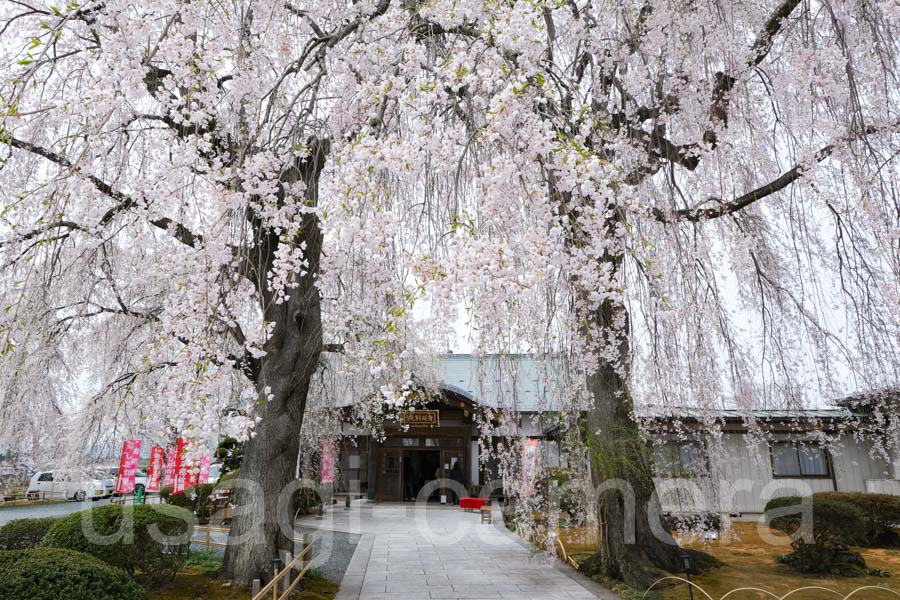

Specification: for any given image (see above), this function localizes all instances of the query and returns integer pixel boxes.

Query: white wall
[655,431,894,515]
[830,434,894,491]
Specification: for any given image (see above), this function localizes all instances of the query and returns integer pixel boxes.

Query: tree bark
[552,181,715,588]
[583,295,686,588]
[221,143,328,583]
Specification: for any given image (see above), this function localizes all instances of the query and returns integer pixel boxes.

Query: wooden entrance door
[442,450,465,501]
[377,448,402,501]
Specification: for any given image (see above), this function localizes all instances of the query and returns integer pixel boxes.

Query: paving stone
[298,503,614,599]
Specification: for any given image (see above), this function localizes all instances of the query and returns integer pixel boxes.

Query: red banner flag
[198,455,212,484]
[114,440,142,494]
[147,447,165,491]
[321,440,335,484]
[188,462,200,488]
[163,447,176,488]
[173,437,190,494]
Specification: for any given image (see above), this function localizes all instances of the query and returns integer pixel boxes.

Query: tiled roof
[433,354,562,413]
[333,353,883,421]
[637,407,855,421]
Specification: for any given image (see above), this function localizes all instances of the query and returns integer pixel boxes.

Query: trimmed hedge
[766,494,867,575]
[41,503,193,586]
[663,512,722,534]
[159,485,188,508]
[817,492,900,546]
[217,467,239,484]
[161,483,219,522]
[0,547,146,600]
[0,517,58,550]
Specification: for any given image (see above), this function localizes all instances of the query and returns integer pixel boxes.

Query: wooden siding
[656,431,894,514]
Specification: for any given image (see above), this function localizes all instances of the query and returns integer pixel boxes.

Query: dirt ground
[150,570,338,600]
[557,521,900,599]
[664,522,900,599]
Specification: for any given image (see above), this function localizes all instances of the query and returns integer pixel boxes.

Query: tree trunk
[565,198,716,588]
[583,296,685,588]
[221,143,328,583]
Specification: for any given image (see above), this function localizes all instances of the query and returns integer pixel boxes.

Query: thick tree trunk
[580,291,719,589]
[219,306,322,583]
[583,297,684,588]
[221,143,328,583]
[220,367,315,583]
[567,202,717,588]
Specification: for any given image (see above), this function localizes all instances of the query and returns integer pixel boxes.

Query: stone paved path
[298,502,615,600]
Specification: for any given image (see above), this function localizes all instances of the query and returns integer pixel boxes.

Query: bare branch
[4,135,204,248]
[653,122,896,223]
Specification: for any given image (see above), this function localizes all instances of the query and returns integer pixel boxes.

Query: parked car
[134,468,148,495]
[208,463,222,484]
[26,470,115,501]
[98,466,149,496]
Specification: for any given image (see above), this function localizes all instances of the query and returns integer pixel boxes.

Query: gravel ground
[190,521,360,585]
[295,524,361,584]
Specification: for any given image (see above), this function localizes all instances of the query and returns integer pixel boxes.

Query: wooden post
[205,526,211,551]
[272,562,278,600]
[305,534,313,571]
[281,550,292,589]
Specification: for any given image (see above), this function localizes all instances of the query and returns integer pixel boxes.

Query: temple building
[326,354,899,514]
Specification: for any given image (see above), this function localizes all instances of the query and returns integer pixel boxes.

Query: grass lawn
[148,551,339,600]
[662,522,900,599]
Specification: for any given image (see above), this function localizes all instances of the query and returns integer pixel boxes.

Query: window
[38,472,53,482]
[771,444,830,477]
[654,442,707,478]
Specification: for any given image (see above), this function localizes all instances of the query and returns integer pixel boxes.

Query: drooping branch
[653,122,897,223]
[702,0,801,146]
[652,144,834,223]
[4,135,204,249]
[602,0,803,174]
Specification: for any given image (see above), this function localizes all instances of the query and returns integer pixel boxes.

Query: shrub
[161,483,221,523]
[292,486,322,516]
[0,517,58,550]
[663,512,722,535]
[535,468,590,525]
[217,467,239,484]
[0,547,146,600]
[214,437,243,474]
[190,483,218,517]
[185,549,223,572]
[41,503,193,586]
[816,492,900,547]
[766,494,868,576]
[501,505,518,532]
[160,485,192,510]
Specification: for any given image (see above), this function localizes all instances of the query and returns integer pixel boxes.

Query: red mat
[459,497,487,510]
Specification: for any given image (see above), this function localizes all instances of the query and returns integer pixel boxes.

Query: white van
[26,470,115,502]
[97,466,149,496]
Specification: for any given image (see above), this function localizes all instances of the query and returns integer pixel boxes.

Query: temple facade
[326,355,899,514]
